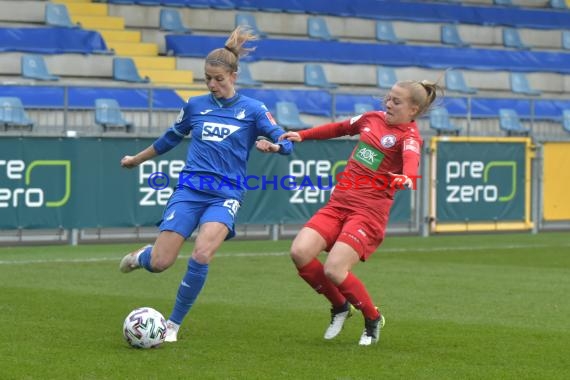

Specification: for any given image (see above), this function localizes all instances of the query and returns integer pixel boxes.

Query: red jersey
[298,111,422,209]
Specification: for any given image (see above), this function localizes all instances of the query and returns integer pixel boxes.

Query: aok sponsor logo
[0,160,71,208]
[445,160,516,203]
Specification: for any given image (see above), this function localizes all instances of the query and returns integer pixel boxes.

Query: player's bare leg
[119,231,185,273]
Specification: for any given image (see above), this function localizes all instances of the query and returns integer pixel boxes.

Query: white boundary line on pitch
[0,243,568,265]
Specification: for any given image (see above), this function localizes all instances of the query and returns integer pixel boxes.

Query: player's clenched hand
[278,132,302,142]
[255,139,280,153]
[388,172,413,189]
[121,155,139,168]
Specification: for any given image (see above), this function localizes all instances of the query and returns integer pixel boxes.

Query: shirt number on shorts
[224,199,240,217]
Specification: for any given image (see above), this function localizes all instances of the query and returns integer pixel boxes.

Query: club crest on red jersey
[380,134,397,148]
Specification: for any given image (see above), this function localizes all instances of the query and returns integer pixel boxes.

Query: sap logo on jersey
[202,122,240,142]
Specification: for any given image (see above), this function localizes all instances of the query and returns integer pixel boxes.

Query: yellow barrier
[543,142,570,221]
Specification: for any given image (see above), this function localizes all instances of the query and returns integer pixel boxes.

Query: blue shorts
[158,187,241,240]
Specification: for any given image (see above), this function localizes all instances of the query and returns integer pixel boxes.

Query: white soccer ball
[123,307,167,349]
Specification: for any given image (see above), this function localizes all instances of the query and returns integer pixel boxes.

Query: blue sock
[137,245,155,273]
[169,258,209,325]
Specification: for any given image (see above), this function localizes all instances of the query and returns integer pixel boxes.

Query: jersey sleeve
[152,102,192,154]
[255,103,293,155]
[298,114,362,140]
[401,130,423,177]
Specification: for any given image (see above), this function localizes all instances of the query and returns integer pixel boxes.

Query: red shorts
[304,200,391,261]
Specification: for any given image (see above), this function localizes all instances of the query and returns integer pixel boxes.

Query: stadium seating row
[2,2,567,52]
[93,0,570,30]
[2,3,559,92]
[177,58,568,97]
[2,83,570,135]
[5,47,567,99]
[92,0,567,11]
[4,95,570,138]
[105,6,570,51]
[0,96,132,132]
[1,0,569,139]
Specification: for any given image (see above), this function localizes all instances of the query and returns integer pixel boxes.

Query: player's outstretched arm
[120,145,158,169]
[278,131,302,142]
[255,138,281,153]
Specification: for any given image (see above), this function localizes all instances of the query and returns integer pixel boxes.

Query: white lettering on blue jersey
[202,122,240,142]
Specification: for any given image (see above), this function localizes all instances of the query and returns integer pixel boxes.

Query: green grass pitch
[1,232,569,379]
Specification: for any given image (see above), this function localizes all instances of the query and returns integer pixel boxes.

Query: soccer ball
[122,307,167,349]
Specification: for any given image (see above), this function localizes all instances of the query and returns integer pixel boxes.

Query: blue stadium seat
[95,98,133,132]
[510,72,541,96]
[21,55,59,81]
[275,101,311,130]
[304,64,337,89]
[0,97,34,131]
[550,0,566,8]
[445,70,477,94]
[429,108,461,135]
[562,31,570,50]
[563,110,570,134]
[107,0,136,4]
[159,8,192,33]
[113,57,150,83]
[44,3,77,28]
[499,108,529,136]
[236,62,262,87]
[441,24,469,47]
[307,17,337,41]
[354,103,374,114]
[376,66,397,89]
[235,13,267,38]
[503,28,531,50]
[375,21,405,44]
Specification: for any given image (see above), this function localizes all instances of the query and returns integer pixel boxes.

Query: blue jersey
[152,92,293,201]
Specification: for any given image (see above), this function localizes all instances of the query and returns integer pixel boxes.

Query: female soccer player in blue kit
[119,26,293,342]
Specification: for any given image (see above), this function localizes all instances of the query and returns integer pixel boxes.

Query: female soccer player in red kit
[280,80,443,346]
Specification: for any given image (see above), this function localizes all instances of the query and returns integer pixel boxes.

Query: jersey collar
[211,92,240,108]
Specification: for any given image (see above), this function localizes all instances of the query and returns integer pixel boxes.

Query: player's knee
[290,241,311,267]
[191,249,213,264]
[323,261,344,284]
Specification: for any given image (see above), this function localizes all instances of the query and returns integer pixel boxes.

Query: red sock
[338,272,380,320]
[298,259,346,308]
